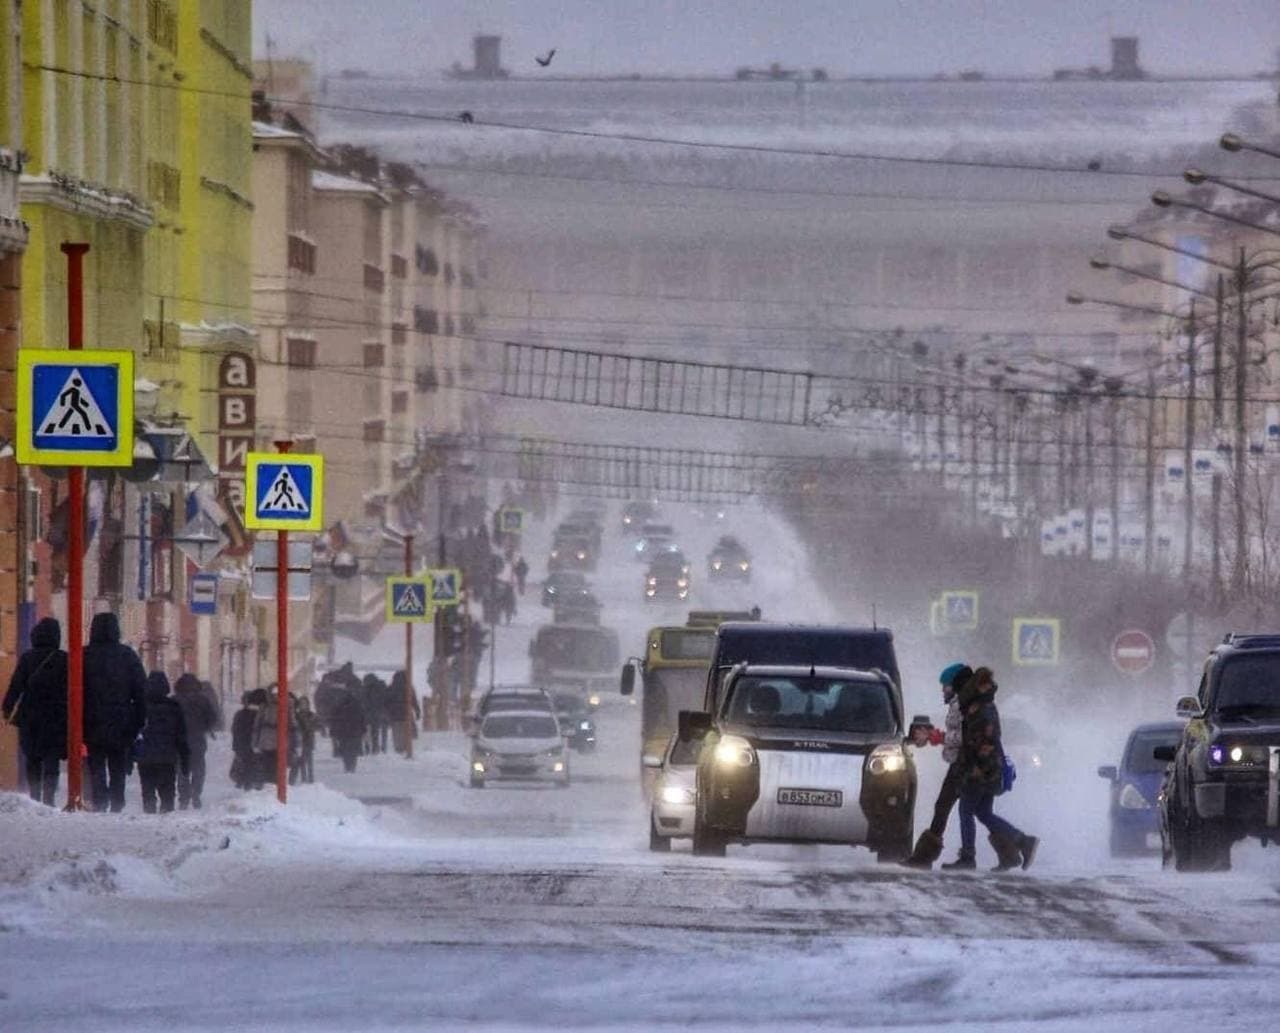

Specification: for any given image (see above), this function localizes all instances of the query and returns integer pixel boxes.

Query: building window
[363,342,385,368]
[286,338,316,368]
[443,262,455,286]
[363,420,385,443]
[444,315,455,337]
[391,254,408,279]
[460,268,475,289]
[415,367,439,393]
[363,263,385,293]
[287,234,317,274]
[415,245,439,275]
[146,160,181,209]
[413,307,439,334]
[391,391,409,414]
[147,0,178,52]
[460,314,476,336]
[391,322,408,346]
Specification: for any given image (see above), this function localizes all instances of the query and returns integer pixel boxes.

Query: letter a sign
[16,349,134,466]
[244,453,324,532]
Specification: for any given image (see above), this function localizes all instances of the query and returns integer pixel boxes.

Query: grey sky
[256,1,1278,78]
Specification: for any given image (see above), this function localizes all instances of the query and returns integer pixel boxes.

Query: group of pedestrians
[3,613,220,813]
[229,687,320,789]
[904,662,1039,872]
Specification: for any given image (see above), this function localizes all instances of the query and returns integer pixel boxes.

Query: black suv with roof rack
[1156,633,1280,871]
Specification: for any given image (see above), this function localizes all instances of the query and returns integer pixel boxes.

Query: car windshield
[649,555,687,573]
[723,675,896,734]
[482,714,559,739]
[486,697,549,713]
[534,627,620,670]
[1124,730,1182,773]
[1215,656,1280,713]
[547,573,586,589]
[553,694,587,716]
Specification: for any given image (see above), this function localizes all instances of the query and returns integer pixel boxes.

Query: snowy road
[4,501,1280,1031]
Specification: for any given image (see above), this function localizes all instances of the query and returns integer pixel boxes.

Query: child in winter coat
[135,672,190,814]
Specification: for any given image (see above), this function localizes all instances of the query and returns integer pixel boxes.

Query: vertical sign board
[16,350,135,466]
[428,568,463,608]
[190,573,219,616]
[217,353,256,518]
[1012,618,1061,667]
[387,578,433,622]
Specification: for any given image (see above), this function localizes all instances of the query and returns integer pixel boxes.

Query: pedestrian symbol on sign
[386,578,433,623]
[263,466,309,514]
[395,583,426,615]
[429,568,462,607]
[244,453,324,532]
[40,369,112,437]
[941,590,979,631]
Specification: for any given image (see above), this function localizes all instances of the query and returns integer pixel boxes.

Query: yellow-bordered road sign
[428,568,463,607]
[498,507,525,534]
[941,590,980,631]
[386,577,432,622]
[929,599,946,636]
[1012,617,1061,667]
[244,452,324,532]
[16,348,134,466]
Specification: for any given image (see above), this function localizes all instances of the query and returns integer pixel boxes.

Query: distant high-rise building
[475,35,503,78]
[1110,37,1144,80]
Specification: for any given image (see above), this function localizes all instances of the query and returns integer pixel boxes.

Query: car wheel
[649,819,672,852]
[1109,827,1141,858]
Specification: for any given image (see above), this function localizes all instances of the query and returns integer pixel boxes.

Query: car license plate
[778,788,842,807]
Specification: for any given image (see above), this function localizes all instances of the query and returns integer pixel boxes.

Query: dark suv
[1157,633,1280,871]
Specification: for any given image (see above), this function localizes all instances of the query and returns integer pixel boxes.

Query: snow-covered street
[5,502,1280,1031]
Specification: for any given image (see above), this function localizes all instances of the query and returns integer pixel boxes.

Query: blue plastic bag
[1000,754,1017,794]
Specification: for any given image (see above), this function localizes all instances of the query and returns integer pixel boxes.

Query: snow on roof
[252,121,305,140]
[312,170,384,196]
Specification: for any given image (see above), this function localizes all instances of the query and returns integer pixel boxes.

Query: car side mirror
[1153,745,1177,763]
[1175,695,1203,720]
[641,753,662,769]
[620,663,636,696]
[1096,765,1117,781]
[678,709,712,742]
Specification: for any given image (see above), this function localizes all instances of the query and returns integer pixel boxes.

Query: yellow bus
[623,611,757,794]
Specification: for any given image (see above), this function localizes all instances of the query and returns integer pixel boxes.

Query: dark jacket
[173,674,218,758]
[3,618,69,760]
[329,692,367,743]
[957,666,1005,791]
[385,671,421,720]
[82,613,148,752]
[135,672,191,770]
[231,695,260,757]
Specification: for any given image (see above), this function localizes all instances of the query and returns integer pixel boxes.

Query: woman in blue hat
[902,662,971,869]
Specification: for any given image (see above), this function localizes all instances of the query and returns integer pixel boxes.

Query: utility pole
[1083,385,1096,562]
[1145,369,1156,575]
[1231,247,1249,594]
[1211,273,1225,603]
[403,534,415,760]
[1108,382,1122,564]
[1183,301,1198,577]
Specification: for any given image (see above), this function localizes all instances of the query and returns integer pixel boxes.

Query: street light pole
[1145,369,1156,575]
[1231,247,1249,593]
[1183,301,1198,577]
[1212,274,1225,603]
[403,533,415,760]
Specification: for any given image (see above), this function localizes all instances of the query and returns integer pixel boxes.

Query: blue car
[1097,721,1184,857]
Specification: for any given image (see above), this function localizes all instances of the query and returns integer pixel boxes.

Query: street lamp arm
[1106,225,1236,272]
[1089,256,1217,300]
[1184,168,1280,209]
[1220,133,1280,164]
[1150,191,1280,241]
[1066,291,1183,320]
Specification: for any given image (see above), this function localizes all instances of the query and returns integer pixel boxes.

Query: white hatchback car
[645,733,701,850]
[471,710,570,788]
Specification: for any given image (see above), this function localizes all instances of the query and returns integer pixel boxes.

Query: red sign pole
[404,534,415,760]
[62,242,90,812]
[275,439,292,803]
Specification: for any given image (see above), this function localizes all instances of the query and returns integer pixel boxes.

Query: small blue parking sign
[1013,618,1060,667]
[190,573,219,616]
[244,453,324,532]
[16,349,135,466]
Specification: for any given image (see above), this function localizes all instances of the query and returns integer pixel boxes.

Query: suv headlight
[1118,783,1150,809]
[660,785,695,805]
[712,560,722,570]
[739,561,750,571]
[713,735,756,768]
[868,744,907,775]
[1208,743,1269,768]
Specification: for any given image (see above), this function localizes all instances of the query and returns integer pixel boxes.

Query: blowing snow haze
[256,0,1280,78]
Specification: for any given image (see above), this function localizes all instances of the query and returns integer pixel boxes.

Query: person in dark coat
[903,663,971,869]
[3,617,69,805]
[945,667,1039,872]
[290,696,319,784]
[361,673,389,754]
[230,689,265,790]
[174,673,217,809]
[328,691,366,773]
[385,670,421,755]
[82,612,147,812]
[135,671,190,814]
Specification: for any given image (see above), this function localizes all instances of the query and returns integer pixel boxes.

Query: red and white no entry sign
[1112,629,1155,674]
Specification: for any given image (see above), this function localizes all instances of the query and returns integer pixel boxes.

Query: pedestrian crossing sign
[386,577,432,622]
[428,568,463,607]
[244,453,324,531]
[1013,618,1061,667]
[16,349,134,466]
[498,507,525,535]
[941,590,980,631]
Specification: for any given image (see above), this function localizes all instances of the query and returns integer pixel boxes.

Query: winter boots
[901,829,944,869]
[1019,834,1039,871]
[940,851,976,871]
[990,833,1023,872]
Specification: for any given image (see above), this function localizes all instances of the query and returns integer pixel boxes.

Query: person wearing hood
[902,662,970,870]
[82,612,148,812]
[134,672,190,813]
[328,689,367,773]
[3,617,69,805]
[944,666,1039,872]
[290,696,319,785]
[174,673,218,809]
[230,689,265,790]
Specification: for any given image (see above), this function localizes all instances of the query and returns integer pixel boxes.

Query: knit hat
[938,662,967,686]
